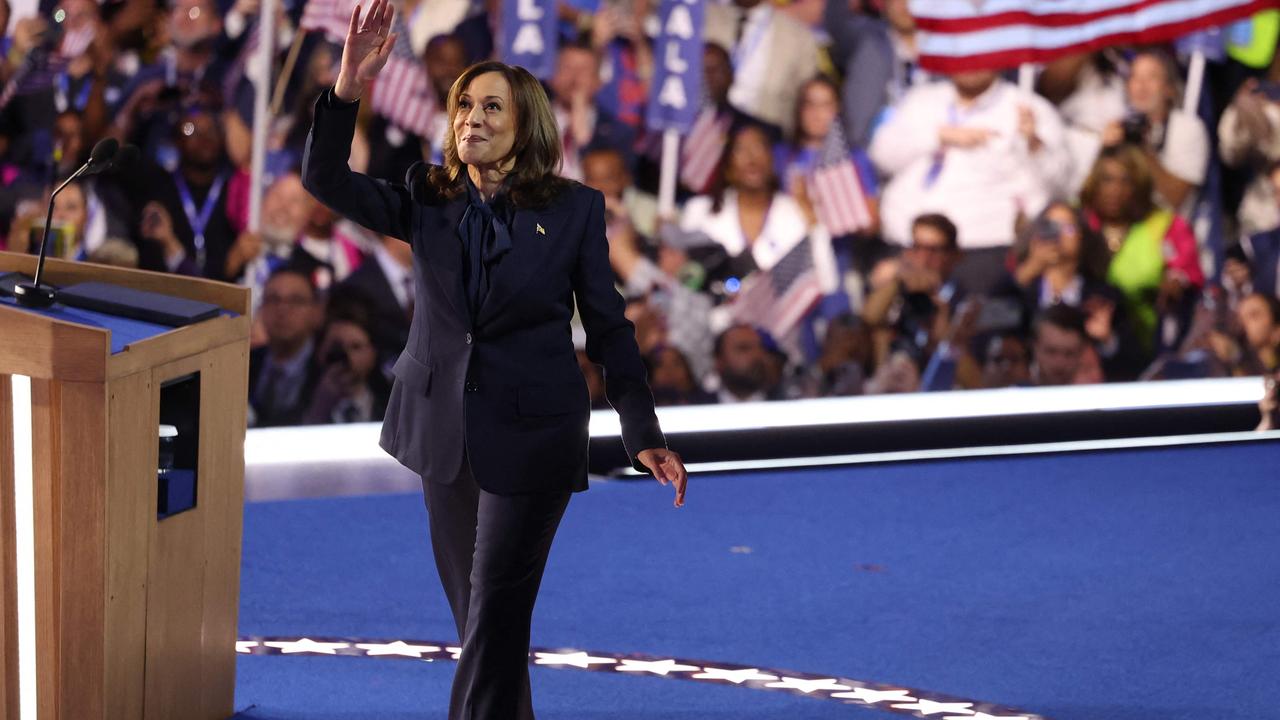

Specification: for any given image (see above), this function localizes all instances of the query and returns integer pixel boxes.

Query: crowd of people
[2,0,1279,428]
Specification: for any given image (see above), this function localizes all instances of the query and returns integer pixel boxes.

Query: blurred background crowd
[1,0,1279,427]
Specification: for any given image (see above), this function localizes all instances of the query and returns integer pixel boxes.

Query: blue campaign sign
[502,0,558,81]
[645,0,704,133]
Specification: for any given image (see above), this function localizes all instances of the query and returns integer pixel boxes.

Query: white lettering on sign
[657,73,687,109]
[517,0,544,20]
[664,40,688,73]
[512,23,545,55]
[664,4,694,38]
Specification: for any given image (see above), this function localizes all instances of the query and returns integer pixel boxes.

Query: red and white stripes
[910,0,1274,72]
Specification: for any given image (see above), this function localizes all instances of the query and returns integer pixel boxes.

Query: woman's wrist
[333,77,364,104]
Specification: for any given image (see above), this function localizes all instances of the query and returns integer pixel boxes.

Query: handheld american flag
[680,106,731,195]
[370,8,436,137]
[807,121,873,237]
[729,236,824,341]
[300,0,435,136]
[911,0,1275,73]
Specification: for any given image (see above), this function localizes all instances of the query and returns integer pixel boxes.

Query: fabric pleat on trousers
[423,452,571,720]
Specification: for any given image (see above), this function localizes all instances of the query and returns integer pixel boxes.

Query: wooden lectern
[0,252,250,719]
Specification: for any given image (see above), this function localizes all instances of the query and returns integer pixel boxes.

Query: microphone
[15,138,120,308]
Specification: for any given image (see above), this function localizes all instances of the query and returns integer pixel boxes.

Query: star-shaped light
[615,659,701,676]
[944,714,1030,720]
[446,646,462,660]
[235,641,258,654]
[831,687,917,704]
[355,641,442,658]
[533,651,616,668]
[263,638,350,655]
[893,699,975,715]
[764,677,852,694]
[692,667,780,684]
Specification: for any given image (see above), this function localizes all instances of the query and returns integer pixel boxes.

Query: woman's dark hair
[1013,200,1112,282]
[789,75,840,148]
[1079,143,1155,224]
[911,213,959,251]
[426,61,572,209]
[709,122,781,213]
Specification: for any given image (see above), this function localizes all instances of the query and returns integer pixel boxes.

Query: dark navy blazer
[302,89,666,494]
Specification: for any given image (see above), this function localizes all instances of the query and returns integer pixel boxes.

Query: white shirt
[374,242,413,312]
[726,3,774,118]
[678,190,838,292]
[869,78,1071,249]
[1157,108,1209,219]
[1058,64,1127,195]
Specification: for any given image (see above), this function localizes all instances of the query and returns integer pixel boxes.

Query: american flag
[911,0,1273,73]
[729,237,824,340]
[807,121,872,237]
[300,0,434,136]
[679,106,730,195]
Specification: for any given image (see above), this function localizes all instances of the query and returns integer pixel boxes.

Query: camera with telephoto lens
[1120,111,1150,146]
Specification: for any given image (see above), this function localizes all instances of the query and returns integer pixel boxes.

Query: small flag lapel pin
[536,223,546,235]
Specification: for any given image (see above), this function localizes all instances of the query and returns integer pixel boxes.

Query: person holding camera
[302,303,391,425]
[1004,200,1146,380]
[1100,49,1209,219]
[1219,57,1280,239]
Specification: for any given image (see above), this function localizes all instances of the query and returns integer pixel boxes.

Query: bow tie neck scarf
[458,176,514,320]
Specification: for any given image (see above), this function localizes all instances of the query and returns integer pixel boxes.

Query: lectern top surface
[1,293,181,353]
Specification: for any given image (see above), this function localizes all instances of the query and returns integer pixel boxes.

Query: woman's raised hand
[334,0,397,102]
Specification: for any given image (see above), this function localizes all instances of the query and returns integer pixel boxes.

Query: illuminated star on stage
[533,651,617,668]
[235,641,258,654]
[263,638,350,655]
[893,699,976,715]
[764,677,853,693]
[944,714,1031,720]
[691,667,780,684]
[831,688,917,704]
[355,641,442,658]
[616,659,701,676]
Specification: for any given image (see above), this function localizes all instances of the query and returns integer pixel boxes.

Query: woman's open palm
[339,0,397,93]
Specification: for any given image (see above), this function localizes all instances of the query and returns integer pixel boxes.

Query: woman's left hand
[636,448,688,508]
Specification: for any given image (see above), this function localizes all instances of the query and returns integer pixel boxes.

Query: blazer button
[465,332,473,345]
[465,381,478,393]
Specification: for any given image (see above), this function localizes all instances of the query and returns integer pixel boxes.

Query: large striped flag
[911,0,1277,73]
[729,236,824,340]
[300,0,435,136]
[679,106,731,194]
[807,120,873,237]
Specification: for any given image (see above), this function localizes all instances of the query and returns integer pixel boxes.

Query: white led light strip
[11,375,37,719]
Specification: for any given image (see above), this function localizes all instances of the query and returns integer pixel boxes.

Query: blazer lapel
[421,196,468,322]
[476,202,570,327]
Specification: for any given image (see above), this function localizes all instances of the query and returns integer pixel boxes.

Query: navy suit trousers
[423,454,570,720]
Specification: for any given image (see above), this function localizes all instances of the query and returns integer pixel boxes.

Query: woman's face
[798,81,838,144]
[650,347,694,393]
[1091,158,1135,222]
[1126,55,1172,117]
[322,320,376,383]
[726,127,773,193]
[52,183,87,235]
[454,72,517,169]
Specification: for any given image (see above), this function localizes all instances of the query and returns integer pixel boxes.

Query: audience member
[1236,292,1280,373]
[548,41,634,181]
[1101,48,1209,219]
[823,0,928,148]
[870,68,1070,294]
[1036,51,1127,195]
[981,332,1031,388]
[1079,144,1205,354]
[301,300,391,424]
[645,344,715,406]
[711,323,778,402]
[248,267,323,427]
[704,0,819,137]
[337,233,413,362]
[1031,304,1089,386]
[1234,161,1280,299]
[1218,70,1280,238]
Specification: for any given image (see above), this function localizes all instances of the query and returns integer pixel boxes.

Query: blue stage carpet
[234,441,1280,719]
